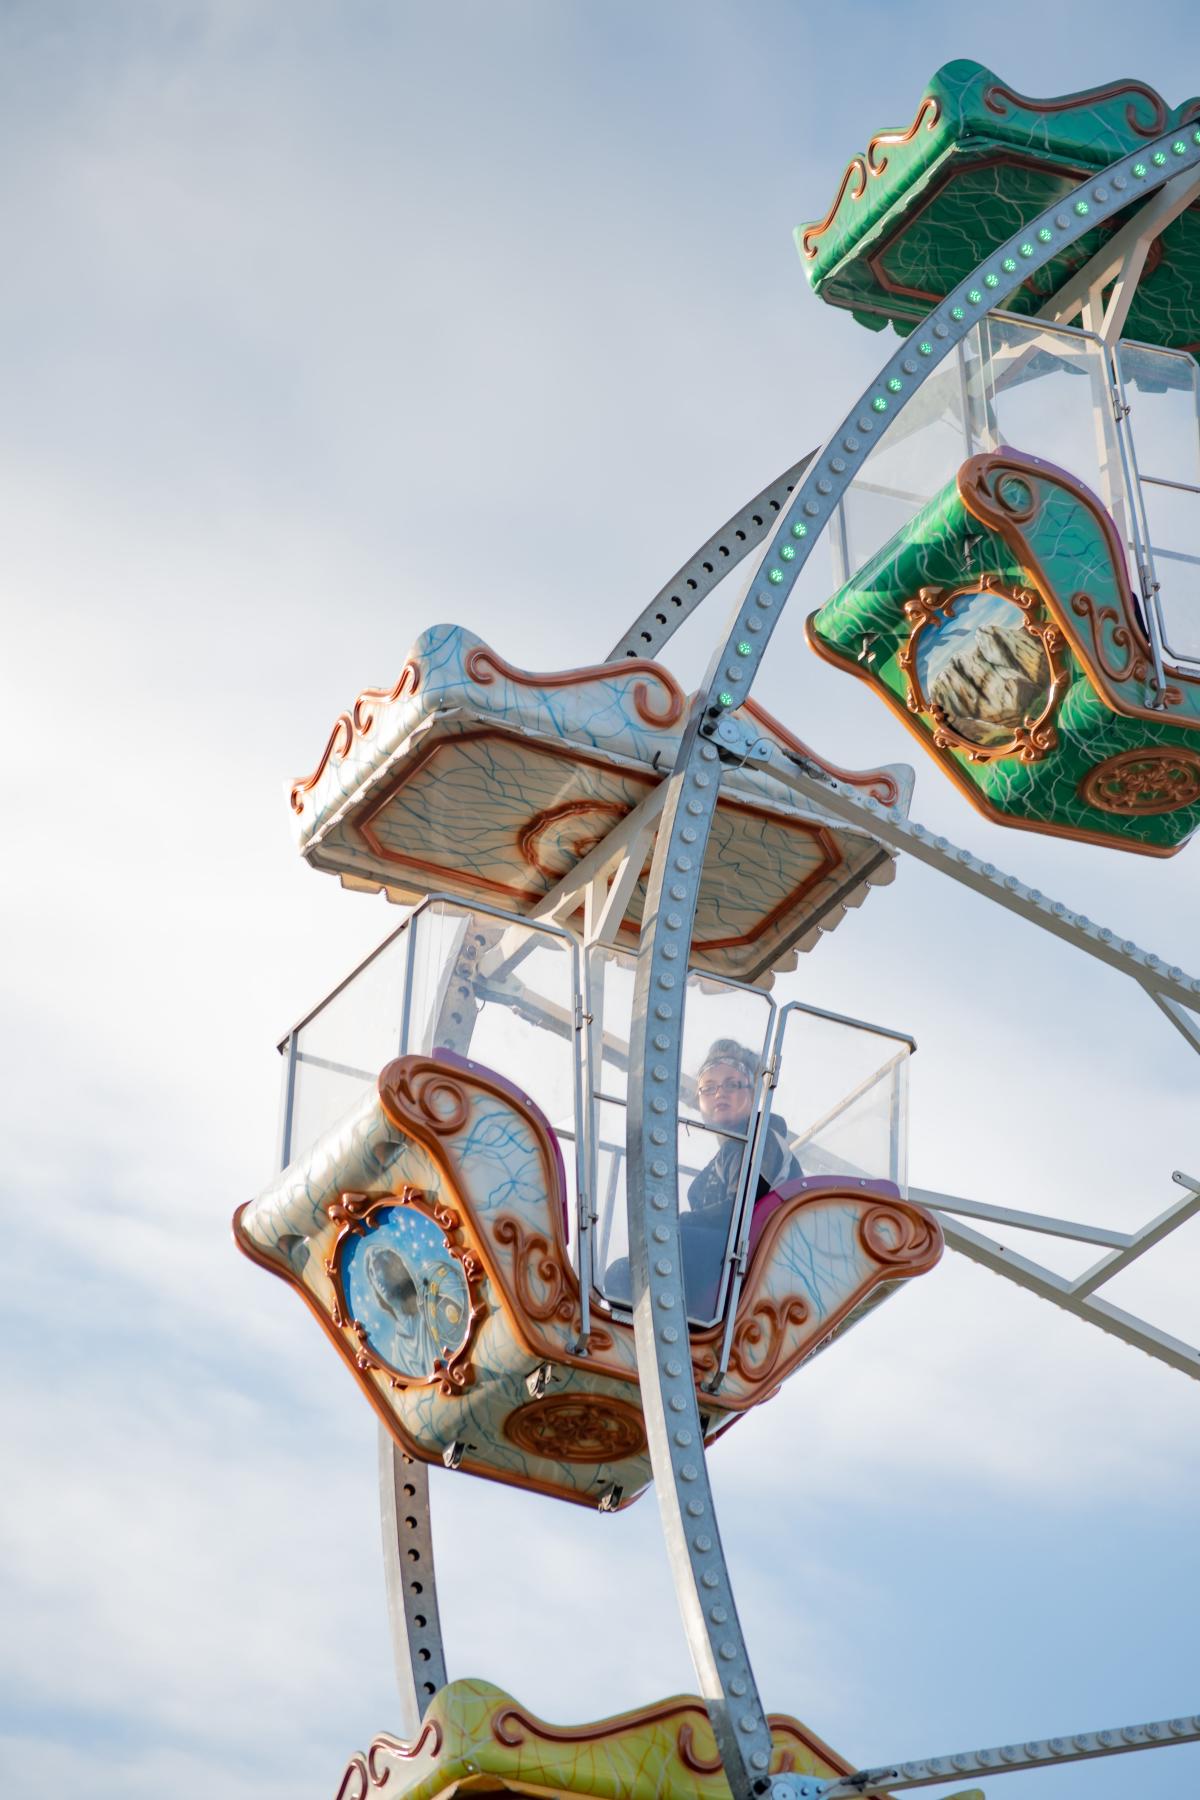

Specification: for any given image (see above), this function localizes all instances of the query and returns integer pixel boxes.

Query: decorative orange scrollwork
[866,94,942,176]
[677,1722,726,1776]
[487,1695,849,1781]
[290,661,420,813]
[503,1392,648,1464]
[1069,592,1147,685]
[380,1063,471,1137]
[859,1202,942,1273]
[324,1187,488,1396]
[989,470,1039,524]
[676,1721,802,1777]
[1079,748,1200,816]
[898,577,1066,765]
[493,1213,577,1328]
[982,77,1168,139]
[493,1698,717,1753]
[956,452,1200,736]
[491,1702,683,1749]
[802,93,941,257]
[291,712,353,814]
[800,156,869,258]
[726,1296,812,1387]
[518,798,631,883]
[351,661,421,737]
[463,643,685,728]
[367,1722,443,1785]
[335,1754,369,1800]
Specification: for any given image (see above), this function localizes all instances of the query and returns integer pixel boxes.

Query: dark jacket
[686,1114,799,1217]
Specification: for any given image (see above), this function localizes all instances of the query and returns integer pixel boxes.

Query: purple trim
[746,1174,901,1262]
[426,1046,571,1237]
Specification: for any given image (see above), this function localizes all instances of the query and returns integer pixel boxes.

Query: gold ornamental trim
[324,1188,489,1397]
[502,1393,648,1465]
[897,576,1067,764]
[800,94,941,259]
[1080,748,1200,816]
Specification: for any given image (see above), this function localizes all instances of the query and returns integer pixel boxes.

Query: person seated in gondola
[603,1039,801,1319]
[678,1038,802,1316]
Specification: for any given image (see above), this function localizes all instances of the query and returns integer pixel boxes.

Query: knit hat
[697,1039,758,1083]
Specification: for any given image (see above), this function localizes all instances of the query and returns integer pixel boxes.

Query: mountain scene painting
[915,590,1052,748]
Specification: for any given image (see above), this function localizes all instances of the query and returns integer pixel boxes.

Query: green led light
[984,272,999,288]
[1173,139,1187,155]
[872,396,888,412]
[1002,257,1017,273]
[1038,226,1053,242]
[1019,242,1034,257]
[918,341,933,355]
[768,568,784,584]
[736,641,752,656]
[718,691,734,707]
[1133,161,1148,177]
[1153,150,1167,166]
[951,304,965,320]
[968,288,983,304]
[790,521,807,538]
[887,376,903,392]
[1194,131,1200,146]
[779,543,796,560]
[1074,200,1089,215]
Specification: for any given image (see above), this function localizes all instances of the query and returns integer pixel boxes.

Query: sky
[2,3,1199,1797]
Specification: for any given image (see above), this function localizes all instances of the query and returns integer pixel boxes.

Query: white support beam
[1149,989,1200,1055]
[1069,1170,1200,1297]
[473,783,668,985]
[916,1172,1200,1370]
[590,818,658,945]
[722,734,1200,1012]
[531,780,667,926]
[1037,165,1200,339]
[909,1186,1130,1249]
[934,1211,1200,1381]
[816,1708,1200,1797]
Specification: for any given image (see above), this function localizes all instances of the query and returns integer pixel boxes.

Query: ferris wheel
[236,59,1200,1800]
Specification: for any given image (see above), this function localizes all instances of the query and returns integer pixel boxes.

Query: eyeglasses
[697,1079,752,1100]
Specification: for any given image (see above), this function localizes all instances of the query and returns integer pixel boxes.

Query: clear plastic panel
[407,903,579,1142]
[585,946,773,1115]
[1117,342,1200,670]
[586,948,775,1323]
[770,1005,910,1191]
[288,930,412,1164]
[283,903,581,1222]
[979,316,1121,513]
[586,945,636,1104]
[676,1117,748,1323]
[1141,483,1200,662]
[1119,342,1200,484]
[593,1099,631,1300]
[592,1103,747,1326]
[679,977,774,1126]
[832,316,1127,584]
[835,338,979,582]
[403,903,476,1057]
